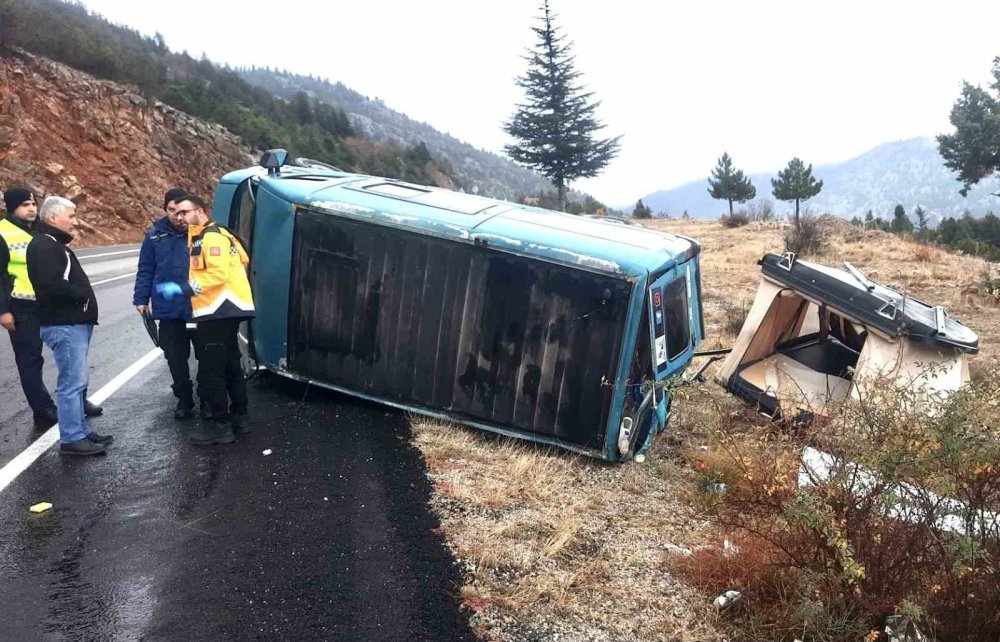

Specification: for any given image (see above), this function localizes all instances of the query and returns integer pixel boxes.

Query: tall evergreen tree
[890,204,914,234]
[771,157,823,230]
[291,92,314,125]
[914,205,929,240]
[633,199,652,219]
[707,152,756,215]
[504,0,620,211]
[937,57,1000,196]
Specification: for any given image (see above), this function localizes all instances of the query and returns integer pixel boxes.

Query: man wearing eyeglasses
[133,188,200,420]
[157,195,254,446]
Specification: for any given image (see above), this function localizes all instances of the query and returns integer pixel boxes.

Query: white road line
[0,347,163,493]
[91,271,137,286]
[78,249,140,260]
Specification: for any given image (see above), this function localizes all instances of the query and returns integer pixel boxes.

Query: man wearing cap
[133,188,200,420]
[0,187,59,426]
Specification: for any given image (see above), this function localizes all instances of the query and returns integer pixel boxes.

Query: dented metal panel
[287,207,632,449]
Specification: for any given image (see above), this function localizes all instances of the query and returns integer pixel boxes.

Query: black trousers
[7,299,55,414]
[193,318,247,421]
[159,319,196,402]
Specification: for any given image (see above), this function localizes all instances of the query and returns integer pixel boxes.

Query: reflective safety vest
[0,218,35,301]
[187,223,255,321]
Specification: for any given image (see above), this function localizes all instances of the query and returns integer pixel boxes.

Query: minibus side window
[664,276,690,360]
[229,179,257,254]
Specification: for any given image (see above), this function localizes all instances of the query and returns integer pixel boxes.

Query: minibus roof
[220,166,696,278]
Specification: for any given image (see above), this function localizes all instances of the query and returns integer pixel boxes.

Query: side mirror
[259,149,289,175]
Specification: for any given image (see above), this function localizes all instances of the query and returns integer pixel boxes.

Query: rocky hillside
[0,49,253,245]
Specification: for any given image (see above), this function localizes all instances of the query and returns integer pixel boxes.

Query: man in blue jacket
[133,188,198,420]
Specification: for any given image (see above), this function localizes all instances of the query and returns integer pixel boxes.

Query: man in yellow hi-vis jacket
[1,187,59,426]
[157,194,254,446]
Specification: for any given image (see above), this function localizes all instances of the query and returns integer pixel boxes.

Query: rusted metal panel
[287,208,632,449]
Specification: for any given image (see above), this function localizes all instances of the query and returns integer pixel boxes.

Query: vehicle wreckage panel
[721,254,980,420]
[759,253,978,353]
[286,208,633,450]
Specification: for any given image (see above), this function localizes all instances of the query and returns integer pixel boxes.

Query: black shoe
[199,401,211,420]
[86,431,114,445]
[33,408,58,428]
[59,439,106,456]
[174,400,195,421]
[190,423,236,446]
[231,413,251,435]
[84,401,103,417]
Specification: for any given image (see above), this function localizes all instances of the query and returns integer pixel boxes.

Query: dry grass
[911,243,940,263]
[407,219,1000,641]
[412,420,723,641]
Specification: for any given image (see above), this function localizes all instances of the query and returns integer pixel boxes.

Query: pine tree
[914,205,929,240]
[937,57,1000,196]
[890,204,914,234]
[707,153,756,215]
[771,158,823,231]
[633,199,652,219]
[504,0,620,211]
[980,212,1000,245]
[291,92,313,125]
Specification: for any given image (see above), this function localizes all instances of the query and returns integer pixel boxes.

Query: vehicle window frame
[229,178,257,256]
[663,275,691,361]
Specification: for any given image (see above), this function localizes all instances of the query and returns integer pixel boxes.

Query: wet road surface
[0,245,476,641]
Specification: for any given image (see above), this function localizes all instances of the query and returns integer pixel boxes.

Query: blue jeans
[40,324,94,444]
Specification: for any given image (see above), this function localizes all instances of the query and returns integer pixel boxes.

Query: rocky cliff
[0,49,254,245]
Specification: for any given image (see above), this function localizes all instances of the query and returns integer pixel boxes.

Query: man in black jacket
[1,187,58,426]
[27,196,112,456]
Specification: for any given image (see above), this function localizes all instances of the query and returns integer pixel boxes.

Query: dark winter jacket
[26,222,98,326]
[132,216,192,321]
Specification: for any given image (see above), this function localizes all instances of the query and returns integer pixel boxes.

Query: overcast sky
[79,0,1000,205]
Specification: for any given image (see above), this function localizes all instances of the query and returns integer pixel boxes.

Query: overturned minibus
[718,252,979,420]
[212,151,704,461]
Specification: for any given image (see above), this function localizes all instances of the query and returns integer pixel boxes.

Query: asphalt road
[0,243,476,641]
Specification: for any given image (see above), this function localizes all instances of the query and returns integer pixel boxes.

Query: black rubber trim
[760,254,978,354]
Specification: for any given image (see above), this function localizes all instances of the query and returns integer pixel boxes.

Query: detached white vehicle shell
[717,252,979,420]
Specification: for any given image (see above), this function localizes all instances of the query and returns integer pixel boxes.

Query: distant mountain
[631,138,1000,221]
[239,69,554,201]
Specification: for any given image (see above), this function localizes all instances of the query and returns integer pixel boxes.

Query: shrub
[841,225,865,244]
[747,198,776,222]
[721,211,750,228]
[980,268,1000,298]
[784,215,826,255]
[911,244,940,263]
[720,299,749,337]
[669,371,1000,641]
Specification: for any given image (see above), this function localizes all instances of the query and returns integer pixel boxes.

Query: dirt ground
[409,218,999,642]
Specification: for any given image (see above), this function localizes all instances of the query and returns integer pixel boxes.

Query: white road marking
[78,249,140,260]
[0,347,163,493]
[91,271,138,286]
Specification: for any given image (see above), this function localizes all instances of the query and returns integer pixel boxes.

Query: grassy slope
[409,219,998,642]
